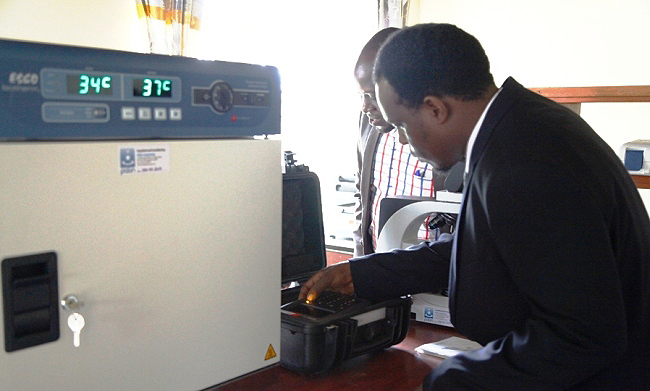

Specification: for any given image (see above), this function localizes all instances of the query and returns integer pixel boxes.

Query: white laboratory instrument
[620,140,650,214]
[376,193,462,328]
[621,139,650,175]
[1,39,282,390]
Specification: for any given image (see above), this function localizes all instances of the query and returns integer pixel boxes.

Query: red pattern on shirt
[369,131,436,251]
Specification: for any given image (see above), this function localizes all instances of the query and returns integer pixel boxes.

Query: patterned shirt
[369,129,436,250]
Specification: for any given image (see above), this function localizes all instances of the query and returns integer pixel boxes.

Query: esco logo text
[9,72,39,85]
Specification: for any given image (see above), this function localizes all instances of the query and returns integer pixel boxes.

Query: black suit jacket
[350,77,650,390]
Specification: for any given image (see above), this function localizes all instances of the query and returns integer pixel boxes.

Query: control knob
[210,81,234,113]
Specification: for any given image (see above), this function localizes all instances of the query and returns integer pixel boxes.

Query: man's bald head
[355,27,399,82]
[355,27,398,132]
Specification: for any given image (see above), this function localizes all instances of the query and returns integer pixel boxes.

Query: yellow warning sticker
[264,344,277,360]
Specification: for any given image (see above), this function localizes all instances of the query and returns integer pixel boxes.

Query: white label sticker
[119,145,170,175]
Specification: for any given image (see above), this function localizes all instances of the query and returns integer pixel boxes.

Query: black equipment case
[280,152,412,374]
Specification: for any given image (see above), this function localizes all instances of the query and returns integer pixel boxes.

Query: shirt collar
[465,88,502,175]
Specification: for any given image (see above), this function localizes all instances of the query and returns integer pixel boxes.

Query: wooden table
[209,321,463,391]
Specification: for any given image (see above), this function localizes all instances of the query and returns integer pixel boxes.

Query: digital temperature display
[133,78,172,98]
[42,69,182,103]
[66,74,113,96]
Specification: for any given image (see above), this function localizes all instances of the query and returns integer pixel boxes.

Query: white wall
[411,0,650,208]
[0,0,145,52]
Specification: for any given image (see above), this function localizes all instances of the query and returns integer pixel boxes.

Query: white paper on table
[415,336,483,359]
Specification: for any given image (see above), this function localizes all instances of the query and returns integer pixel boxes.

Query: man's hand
[298,261,355,302]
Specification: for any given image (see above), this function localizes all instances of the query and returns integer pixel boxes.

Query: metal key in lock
[68,312,85,348]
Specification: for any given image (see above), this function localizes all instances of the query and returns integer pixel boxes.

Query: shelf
[631,175,650,189]
[530,85,650,103]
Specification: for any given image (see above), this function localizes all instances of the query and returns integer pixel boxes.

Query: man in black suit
[300,23,650,390]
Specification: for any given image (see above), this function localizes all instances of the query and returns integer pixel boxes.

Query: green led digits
[135,78,172,98]
[78,74,112,95]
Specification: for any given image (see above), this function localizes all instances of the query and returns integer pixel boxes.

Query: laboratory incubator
[0,38,282,390]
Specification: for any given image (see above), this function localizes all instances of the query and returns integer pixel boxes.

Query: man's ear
[422,95,449,124]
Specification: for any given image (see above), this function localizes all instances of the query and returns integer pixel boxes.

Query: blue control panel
[0,39,280,140]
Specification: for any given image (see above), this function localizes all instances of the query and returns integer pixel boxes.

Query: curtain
[136,0,203,56]
[378,0,411,28]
